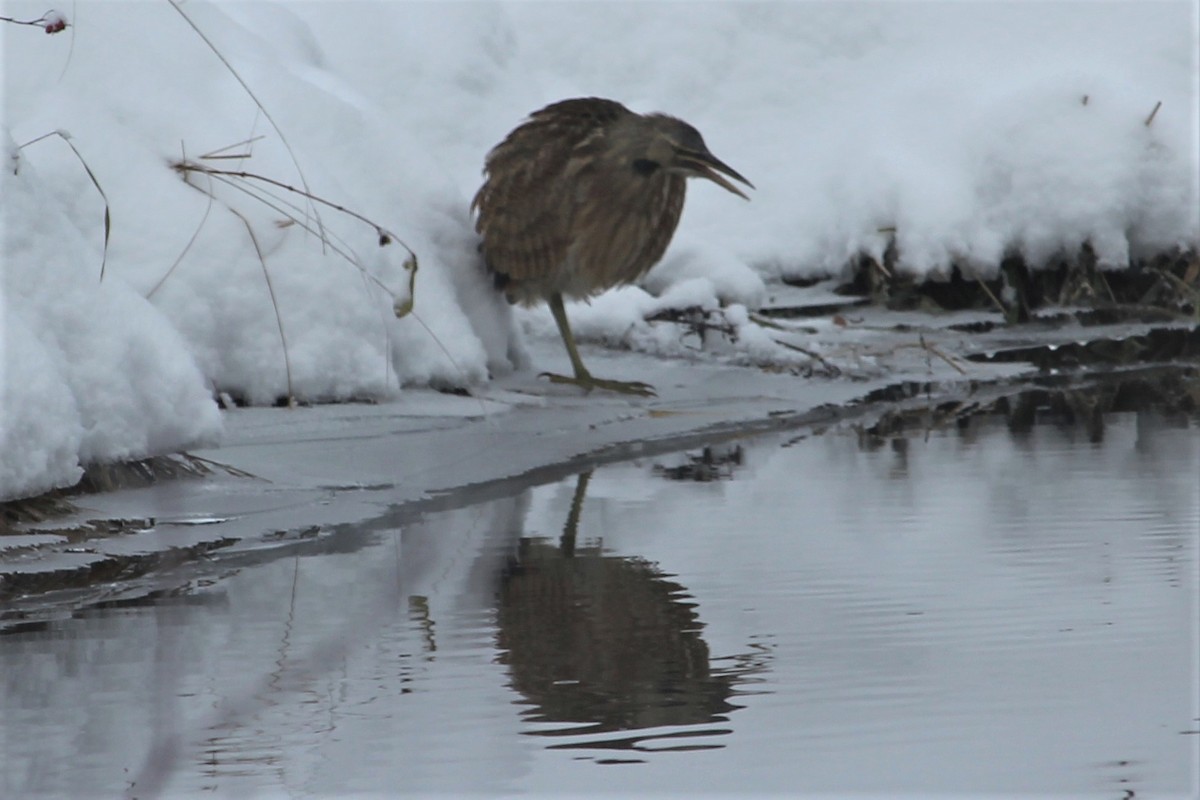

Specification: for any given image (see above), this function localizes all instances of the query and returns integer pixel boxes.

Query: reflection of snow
[0,402,1195,794]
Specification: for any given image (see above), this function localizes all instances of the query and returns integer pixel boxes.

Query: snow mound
[2,133,222,500]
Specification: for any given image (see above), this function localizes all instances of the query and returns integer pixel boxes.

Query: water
[2,402,1197,798]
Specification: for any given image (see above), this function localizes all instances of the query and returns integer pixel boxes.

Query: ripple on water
[0,406,1195,797]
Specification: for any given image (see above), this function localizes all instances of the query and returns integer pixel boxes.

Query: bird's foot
[540,371,657,397]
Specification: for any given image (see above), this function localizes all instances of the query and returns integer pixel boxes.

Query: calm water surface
[2,404,1197,798]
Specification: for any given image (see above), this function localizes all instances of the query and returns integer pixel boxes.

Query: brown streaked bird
[472,97,753,397]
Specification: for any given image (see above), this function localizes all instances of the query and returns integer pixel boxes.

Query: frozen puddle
[1,375,1196,798]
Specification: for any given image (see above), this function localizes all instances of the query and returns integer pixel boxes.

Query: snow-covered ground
[2,1,1198,501]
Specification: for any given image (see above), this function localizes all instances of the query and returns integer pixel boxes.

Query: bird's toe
[539,372,657,398]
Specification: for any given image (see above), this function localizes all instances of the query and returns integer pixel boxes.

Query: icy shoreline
[3,300,1196,619]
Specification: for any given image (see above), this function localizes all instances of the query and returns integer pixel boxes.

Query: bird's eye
[632,159,660,176]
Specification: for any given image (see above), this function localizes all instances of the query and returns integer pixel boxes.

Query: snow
[2,1,1197,501]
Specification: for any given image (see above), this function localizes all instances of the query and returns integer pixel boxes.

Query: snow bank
[2,1,1197,500]
[2,132,221,500]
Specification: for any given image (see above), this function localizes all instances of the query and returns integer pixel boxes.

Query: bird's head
[639,114,754,200]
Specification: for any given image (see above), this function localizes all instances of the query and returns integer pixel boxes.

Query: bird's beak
[677,149,755,200]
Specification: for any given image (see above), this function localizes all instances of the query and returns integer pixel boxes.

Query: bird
[472,97,753,397]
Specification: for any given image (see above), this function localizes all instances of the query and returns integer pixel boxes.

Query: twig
[171,164,422,401]
[1,9,68,32]
[748,311,787,331]
[182,163,419,385]
[206,172,362,263]
[172,159,416,261]
[917,336,967,375]
[869,339,968,375]
[191,167,413,302]
[973,274,1007,316]
[773,338,840,376]
[18,130,110,281]
[1144,100,1162,127]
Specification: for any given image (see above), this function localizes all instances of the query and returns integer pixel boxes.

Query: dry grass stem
[226,204,295,404]
[169,155,427,396]
[1144,100,1162,126]
[772,338,840,375]
[167,0,327,244]
[747,311,787,331]
[173,159,416,262]
[199,136,266,160]
[172,169,295,402]
[148,144,215,299]
[1156,265,1200,306]
[917,336,967,375]
[18,130,111,281]
[973,274,1007,315]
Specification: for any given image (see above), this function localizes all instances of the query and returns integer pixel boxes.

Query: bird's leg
[541,293,656,397]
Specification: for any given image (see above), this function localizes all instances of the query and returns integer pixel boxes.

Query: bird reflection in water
[495,470,770,757]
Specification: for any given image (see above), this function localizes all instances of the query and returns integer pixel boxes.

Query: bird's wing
[472,99,631,286]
